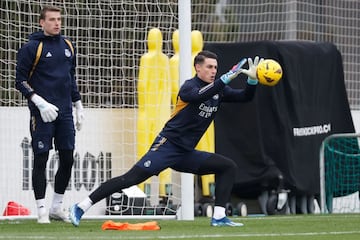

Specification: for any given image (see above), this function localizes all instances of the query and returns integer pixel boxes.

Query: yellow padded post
[137,28,172,197]
[169,30,180,108]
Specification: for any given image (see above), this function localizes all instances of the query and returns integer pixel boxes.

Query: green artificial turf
[0,214,359,240]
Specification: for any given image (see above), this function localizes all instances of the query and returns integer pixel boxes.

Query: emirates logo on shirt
[198,103,218,118]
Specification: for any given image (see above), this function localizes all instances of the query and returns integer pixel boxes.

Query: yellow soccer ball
[256,59,283,86]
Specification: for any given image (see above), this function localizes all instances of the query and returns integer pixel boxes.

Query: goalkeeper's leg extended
[70,165,152,226]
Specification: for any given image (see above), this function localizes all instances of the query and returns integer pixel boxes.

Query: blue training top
[160,76,257,151]
[15,31,81,114]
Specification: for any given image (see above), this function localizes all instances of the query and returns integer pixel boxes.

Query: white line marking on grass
[1,231,360,239]
[156,231,360,239]
[246,214,360,220]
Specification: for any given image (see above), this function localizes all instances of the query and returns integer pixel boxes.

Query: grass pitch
[0,214,359,240]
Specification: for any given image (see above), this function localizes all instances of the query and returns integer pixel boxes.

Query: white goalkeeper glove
[74,100,84,131]
[220,58,247,84]
[31,94,59,123]
[241,56,264,84]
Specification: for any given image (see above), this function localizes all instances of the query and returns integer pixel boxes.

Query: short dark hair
[194,50,218,67]
[40,5,61,20]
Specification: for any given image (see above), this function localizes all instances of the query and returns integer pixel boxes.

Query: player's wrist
[220,74,232,84]
[247,78,258,85]
[31,94,46,107]
[220,58,247,85]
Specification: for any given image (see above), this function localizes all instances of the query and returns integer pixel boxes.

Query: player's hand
[31,94,59,123]
[241,56,264,81]
[74,100,84,131]
[220,58,247,84]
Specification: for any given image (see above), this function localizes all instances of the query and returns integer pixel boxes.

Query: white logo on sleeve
[144,160,151,168]
[45,52,52,57]
[65,49,71,57]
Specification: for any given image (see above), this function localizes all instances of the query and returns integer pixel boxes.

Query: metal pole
[178,0,194,220]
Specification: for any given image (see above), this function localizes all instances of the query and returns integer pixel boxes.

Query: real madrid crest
[144,160,151,168]
[65,49,71,57]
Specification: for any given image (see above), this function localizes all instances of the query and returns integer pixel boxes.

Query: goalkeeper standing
[15,6,84,224]
[70,50,262,227]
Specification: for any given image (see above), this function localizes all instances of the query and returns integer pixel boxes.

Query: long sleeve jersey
[15,31,81,114]
[160,76,257,151]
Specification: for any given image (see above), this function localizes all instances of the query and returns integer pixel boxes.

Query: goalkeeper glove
[220,58,247,84]
[74,100,84,131]
[241,56,264,85]
[31,94,59,123]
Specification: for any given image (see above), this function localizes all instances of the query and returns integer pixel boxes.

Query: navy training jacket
[15,31,81,114]
[160,76,257,151]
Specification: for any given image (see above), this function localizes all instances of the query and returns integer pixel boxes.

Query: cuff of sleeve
[27,92,35,100]
[247,78,258,85]
[220,76,231,84]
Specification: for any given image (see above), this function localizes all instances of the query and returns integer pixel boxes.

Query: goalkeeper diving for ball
[70,50,263,227]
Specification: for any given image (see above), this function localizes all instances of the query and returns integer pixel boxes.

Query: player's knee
[33,152,49,170]
[227,163,236,177]
[230,160,238,171]
[58,149,74,168]
[222,156,237,170]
